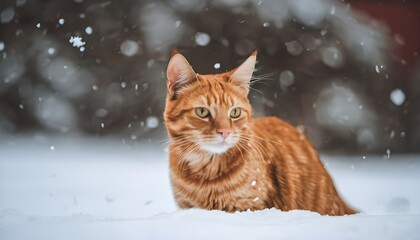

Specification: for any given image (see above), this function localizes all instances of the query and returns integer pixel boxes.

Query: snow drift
[0,135,419,239]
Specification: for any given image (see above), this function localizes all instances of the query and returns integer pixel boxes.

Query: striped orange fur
[164,51,357,215]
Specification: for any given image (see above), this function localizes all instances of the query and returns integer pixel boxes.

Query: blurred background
[0,0,419,154]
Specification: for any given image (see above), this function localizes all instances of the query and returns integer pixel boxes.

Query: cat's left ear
[228,51,257,93]
[166,52,197,95]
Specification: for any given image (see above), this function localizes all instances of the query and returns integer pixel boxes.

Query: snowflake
[69,36,86,51]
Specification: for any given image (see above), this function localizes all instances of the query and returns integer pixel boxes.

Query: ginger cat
[164,51,357,216]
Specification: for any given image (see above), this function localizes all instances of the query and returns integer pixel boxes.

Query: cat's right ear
[166,53,197,96]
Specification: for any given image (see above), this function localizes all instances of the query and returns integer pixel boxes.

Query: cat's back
[251,116,322,172]
[252,116,305,143]
[251,116,320,172]
[251,117,357,215]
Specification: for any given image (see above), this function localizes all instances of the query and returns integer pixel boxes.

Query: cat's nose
[217,129,231,139]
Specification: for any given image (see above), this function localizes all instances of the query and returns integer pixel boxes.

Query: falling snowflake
[85,26,93,35]
[146,116,159,129]
[390,88,405,106]
[69,36,86,52]
[195,32,210,46]
[47,47,55,55]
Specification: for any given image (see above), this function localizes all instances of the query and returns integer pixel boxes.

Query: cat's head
[164,51,256,155]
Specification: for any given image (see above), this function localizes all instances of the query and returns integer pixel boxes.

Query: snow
[0,54,25,83]
[146,116,159,128]
[357,128,376,147]
[34,94,76,132]
[47,47,55,55]
[322,46,344,69]
[85,26,93,35]
[285,40,303,56]
[0,135,419,240]
[95,108,108,118]
[214,63,221,69]
[375,65,384,73]
[120,40,139,57]
[58,18,65,25]
[315,84,373,133]
[390,88,405,106]
[251,180,257,186]
[195,32,211,46]
[16,0,27,7]
[147,59,154,68]
[171,0,206,11]
[0,41,4,51]
[394,34,405,46]
[69,36,86,52]
[288,0,327,26]
[69,36,85,48]
[0,7,15,24]
[330,6,336,15]
[41,57,93,98]
[279,70,295,89]
[234,39,256,56]
[140,3,185,53]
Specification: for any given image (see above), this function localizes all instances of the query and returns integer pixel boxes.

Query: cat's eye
[230,108,241,118]
[195,107,210,118]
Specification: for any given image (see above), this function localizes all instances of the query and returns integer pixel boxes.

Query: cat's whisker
[238,134,280,158]
[233,141,245,160]
[251,72,275,80]
[235,141,252,160]
[247,85,264,94]
[165,135,190,142]
[172,137,194,144]
[236,146,245,160]
[237,137,265,161]
[172,141,195,153]
[170,137,198,151]
[240,133,282,145]
[251,73,275,83]
[176,143,196,163]
[236,139,265,164]
[158,138,171,144]
[178,143,200,164]
[241,134,284,157]
[171,140,190,149]
[238,134,274,156]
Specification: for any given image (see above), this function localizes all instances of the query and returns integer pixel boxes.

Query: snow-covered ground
[0,134,419,240]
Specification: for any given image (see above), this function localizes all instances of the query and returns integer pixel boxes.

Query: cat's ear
[228,51,257,93]
[166,52,197,95]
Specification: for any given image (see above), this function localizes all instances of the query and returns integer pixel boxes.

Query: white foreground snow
[0,134,419,240]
